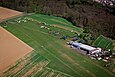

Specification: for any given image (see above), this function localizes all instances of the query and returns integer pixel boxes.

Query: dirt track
[0,7,23,20]
[0,27,33,72]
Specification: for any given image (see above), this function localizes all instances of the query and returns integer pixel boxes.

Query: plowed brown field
[0,7,22,21]
[0,27,33,72]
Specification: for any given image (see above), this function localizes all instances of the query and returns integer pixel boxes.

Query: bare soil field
[0,7,23,21]
[0,27,33,72]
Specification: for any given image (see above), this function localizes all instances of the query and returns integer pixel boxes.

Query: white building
[71,42,101,54]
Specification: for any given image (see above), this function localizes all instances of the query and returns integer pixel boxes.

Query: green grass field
[92,35,113,50]
[28,14,83,34]
[1,14,115,77]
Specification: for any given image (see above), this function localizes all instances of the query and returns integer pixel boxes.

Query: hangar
[71,42,101,54]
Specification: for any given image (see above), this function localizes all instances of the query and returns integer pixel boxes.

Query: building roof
[72,42,96,51]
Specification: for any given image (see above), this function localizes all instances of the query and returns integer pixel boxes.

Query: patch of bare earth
[0,7,23,21]
[0,27,33,73]
[52,24,70,31]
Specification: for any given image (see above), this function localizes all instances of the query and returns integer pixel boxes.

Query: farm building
[71,42,101,54]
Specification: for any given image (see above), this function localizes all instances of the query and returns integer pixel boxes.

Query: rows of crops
[35,67,72,77]
[92,35,113,50]
[3,51,71,77]
[3,51,49,77]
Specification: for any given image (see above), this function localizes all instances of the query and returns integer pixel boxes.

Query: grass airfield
[1,14,114,77]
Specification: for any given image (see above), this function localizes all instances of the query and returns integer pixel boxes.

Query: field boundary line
[45,67,73,77]
[106,42,111,49]
[97,39,103,46]
[2,51,35,74]
[8,24,50,62]
[0,27,34,50]
[0,14,23,23]
[13,55,41,77]
[92,35,101,45]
